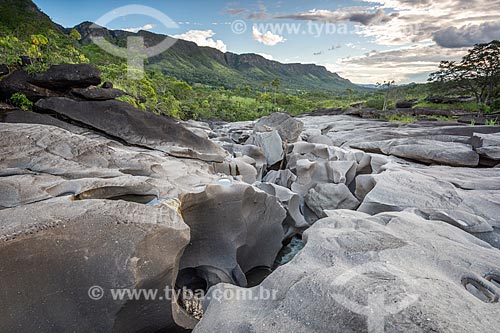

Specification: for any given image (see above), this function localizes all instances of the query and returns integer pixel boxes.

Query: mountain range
[1,0,360,92]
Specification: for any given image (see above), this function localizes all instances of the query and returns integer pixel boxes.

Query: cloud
[275,9,396,26]
[252,26,286,46]
[325,44,468,83]
[227,8,247,16]
[256,53,274,60]
[356,0,500,45]
[172,30,228,52]
[433,22,500,48]
[122,24,155,33]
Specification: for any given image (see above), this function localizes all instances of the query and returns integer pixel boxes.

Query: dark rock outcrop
[0,64,9,76]
[27,64,101,91]
[70,87,126,101]
[35,97,226,162]
[0,69,63,102]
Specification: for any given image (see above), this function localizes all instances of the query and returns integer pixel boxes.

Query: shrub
[365,96,395,110]
[381,114,417,124]
[10,93,33,111]
[490,98,500,113]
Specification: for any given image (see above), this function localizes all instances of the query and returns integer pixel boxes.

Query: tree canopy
[429,40,500,105]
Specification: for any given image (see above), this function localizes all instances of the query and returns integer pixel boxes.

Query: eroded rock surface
[177,183,287,291]
[196,210,500,333]
[0,199,190,332]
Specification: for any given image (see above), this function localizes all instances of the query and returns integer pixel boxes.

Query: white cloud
[122,24,155,33]
[325,44,468,84]
[276,8,396,26]
[256,53,274,60]
[252,26,286,46]
[357,0,500,46]
[172,30,228,52]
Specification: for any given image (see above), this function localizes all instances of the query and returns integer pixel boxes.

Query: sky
[33,0,500,84]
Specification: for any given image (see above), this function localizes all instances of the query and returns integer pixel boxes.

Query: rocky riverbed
[1,65,500,332]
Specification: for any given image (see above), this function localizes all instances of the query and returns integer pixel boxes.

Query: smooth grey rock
[0,199,190,332]
[246,130,284,166]
[305,183,360,217]
[213,157,258,184]
[0,123,220,202]
[254,112,304,143]
[356,166,500,247]
[291,159,357,196]
[195,210,500,333]
[473,132,500,160]
[256,182,309,237]
[177,183,286,291]
[262,170,297,189]
[352,138,480,167]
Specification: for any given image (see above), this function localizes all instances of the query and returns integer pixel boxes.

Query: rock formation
[1,64,500,331]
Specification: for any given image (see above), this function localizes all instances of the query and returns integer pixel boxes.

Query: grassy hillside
[74,22,359,93]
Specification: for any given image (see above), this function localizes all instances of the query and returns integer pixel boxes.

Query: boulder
[213,157,258,184]
[352,138,480,167]
[0,64,9,76]
[70,87,126,101]
[291,159,357,196]
[177,183,286,291]
[0,108,85,133]
[356,166,500,248]
[396,100,417,108]
[35,97,226,162]
[262,170,297,189]
[256,182,309,237]
[245,130,284,166]
[0,199,190,332]
[0,123,219,198]
[27,64,101,91]
[305,183,360,217]
[195,210,500,332]
[473,132,500,161]
[254,112,304,142]
[0,70,63,102]
[101,81,113,89]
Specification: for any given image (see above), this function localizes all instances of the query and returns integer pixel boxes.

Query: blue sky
[33,0,499,84]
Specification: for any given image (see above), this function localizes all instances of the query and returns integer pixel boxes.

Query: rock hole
[273,236,305,268]
[245,267,272,287]
[462,277,499,303]
[484,272,500,289]
[175,268,207,320]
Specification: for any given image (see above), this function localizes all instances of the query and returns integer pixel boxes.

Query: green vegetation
[1,1,499,122]
[10,92,32,111]
[381,114,417,124]
[486,119,498,126]
[0,30,88,73]
[413,101,481,113]
[365,95,395,110]
[430,41,500,105]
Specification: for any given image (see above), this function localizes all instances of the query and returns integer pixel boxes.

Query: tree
[345,88,354,105]
[376,80,395,111]
[69,29,82,42]
[429,40,500,105]
[271,77,281,105]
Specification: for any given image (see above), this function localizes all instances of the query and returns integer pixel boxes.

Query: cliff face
[74,22,358,92]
